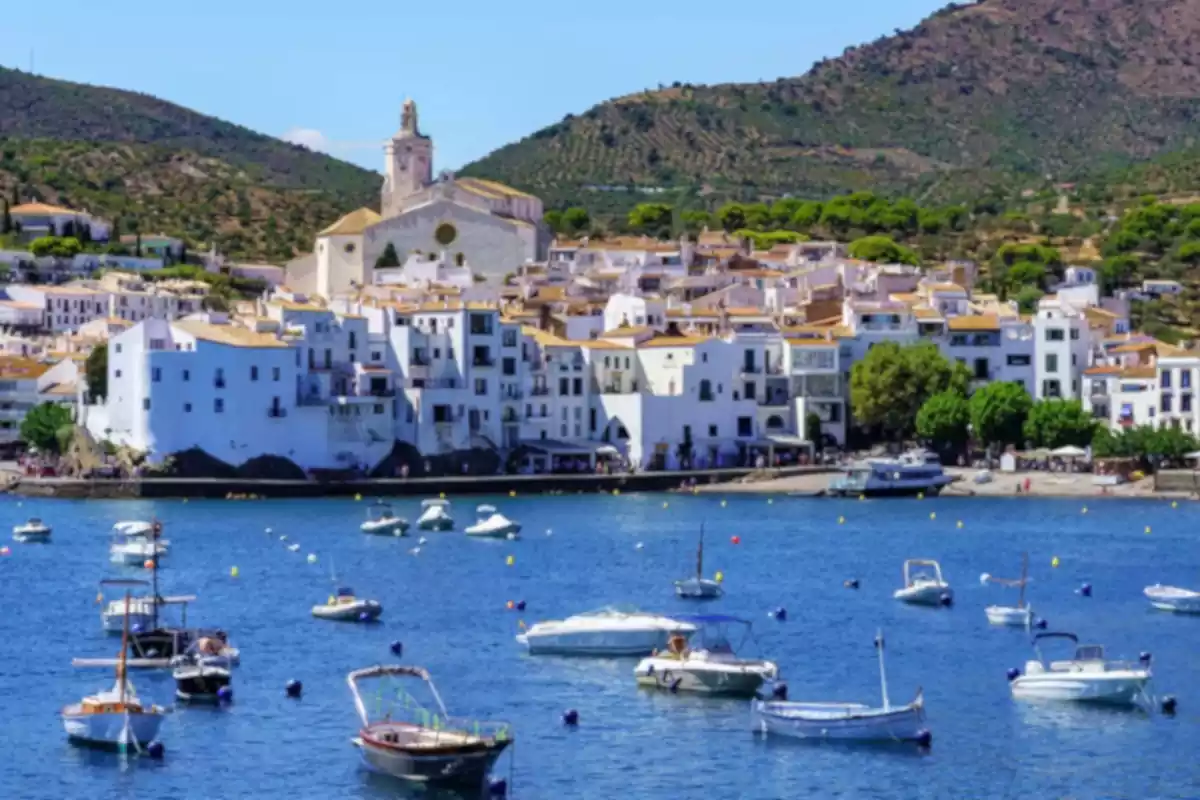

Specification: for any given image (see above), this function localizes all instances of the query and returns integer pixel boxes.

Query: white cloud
[282,127,330,153]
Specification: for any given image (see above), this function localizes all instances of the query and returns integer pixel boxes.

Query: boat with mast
[674,525,723,599]
[752,629,928,742]
[63,593,167,751]
[98,578,196,634]
[981,553,1034,626]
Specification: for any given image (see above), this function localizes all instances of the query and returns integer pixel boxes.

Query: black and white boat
[829,450,954,497]
[173,657,232,704]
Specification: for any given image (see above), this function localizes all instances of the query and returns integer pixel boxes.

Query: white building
[287,100,546,298]
[1032,299,1091,400]
[0,356,80,452]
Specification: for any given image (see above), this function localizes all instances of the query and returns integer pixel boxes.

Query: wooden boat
[752,630,928,742]
[63,594,167,751]
[347,665,512,787]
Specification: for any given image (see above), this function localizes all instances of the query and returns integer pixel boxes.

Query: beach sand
[696,468,1177,499]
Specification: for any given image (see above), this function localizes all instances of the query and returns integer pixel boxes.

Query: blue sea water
[1,492,1198,800]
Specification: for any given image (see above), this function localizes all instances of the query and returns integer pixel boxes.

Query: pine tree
[0,200,10,235]
[10,185,18,206]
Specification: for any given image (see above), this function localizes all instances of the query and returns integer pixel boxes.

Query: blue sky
[3,0,949,174]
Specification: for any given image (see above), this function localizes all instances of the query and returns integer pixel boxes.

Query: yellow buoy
[510,490,516,497]
[613,489,620,496]
[837,516,845,524]
[1081,506,1088,514]
[440,491,446,499]
[957,520,964,529]
[715,571,724,583]
[858,494,865,501]
[1171,501,1178,509]
[663,502,669,509]
[930,512,936,520]
[354,493,362,501]
[917,492,924,500]
[230,566,239,578]
[1051,556,1060,568]
[328,595,335,604]
[720,500,727,507]
[1145,525,1152,534]
[505,555,514,566]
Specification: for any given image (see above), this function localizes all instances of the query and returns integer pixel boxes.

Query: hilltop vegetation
[462,0,1200,209]
[0,66,380,261]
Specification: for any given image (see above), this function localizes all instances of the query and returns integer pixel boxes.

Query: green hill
[0,66,381,260]
[460,0,1200,210]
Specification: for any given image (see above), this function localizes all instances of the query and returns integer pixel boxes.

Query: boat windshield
[477,505,497,515]
[422,499,449,508]
[1075,645,1105,661]
[672,614,752,653]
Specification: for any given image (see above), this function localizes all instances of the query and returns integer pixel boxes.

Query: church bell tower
[382,98,433,217]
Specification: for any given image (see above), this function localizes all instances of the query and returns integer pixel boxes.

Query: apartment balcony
[740,365,761,375]
[530,386,551,396]
[473,356,496,368]
[411,356,431,367]
[367,388,396,398]
[402,378,460,390]
[603,384,638,395]
[759,395,790,408]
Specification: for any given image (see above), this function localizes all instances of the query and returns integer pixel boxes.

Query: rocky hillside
[0,67,381,260]
[461,0,1200,208]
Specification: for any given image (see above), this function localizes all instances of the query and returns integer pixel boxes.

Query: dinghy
[13,518,51,542]
[752,630,928,742]
[893,559,952,606]
[416,498,454,531]
[173,657,232,704]
[361,501,409,536]
[348,664,513,787]
[1144,584,1200,614]
[312,587,383,622]
[981,552,1034,626]
[674,525,723,599]
[465,505,521,539]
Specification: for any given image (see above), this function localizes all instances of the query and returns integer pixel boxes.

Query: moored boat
[517,606,696,657]
[313,587,383,622]
[635,615,776,697]
[173,658,232,704]
[13,518,51,542]
[1144,584,1200,614]
[674,525,723,599]
[828,450,953,497]
[752,630,928,742]
[348,664,513,787]
[465,505,520,539]
[98,578,197,634]
[982,553,1035,627]
[361,501,409,536]
[416,499,454,531]
[894,559,953,606]
[1009,632,1151,706]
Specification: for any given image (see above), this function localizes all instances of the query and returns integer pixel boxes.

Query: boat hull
[674,578,724,599]
[61,709,164,749]
[1144,585,1200,614]
[465,524,521,538]
[313,601,383,622]
[635,658,773,697]
[752,700,926,741]
[102,609,156,634]
[361,520,408,536]
[518,627,681,657]
[986,605,1034,626]
[894,585,952,606]
[356,735,508,786]
[174,666,231,703]
[417,512,454,531]
[13,527,51,542]
[1011,672,1150,705]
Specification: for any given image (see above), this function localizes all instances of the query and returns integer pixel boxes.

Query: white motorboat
[98,578,196,634]
[829,449,954,497]
[674,526,723,599]
[752,630,928,742]
[361,501,409,536]
[110,539,168,566]
[635,615,776,697]
[893,559,952,606]
[465,505,521,539]
[348,665,513,786]
[168,636,241,670]
[313,587,383,622]
[1144,584,1200,614]
[517,606,696,656]
[416,498,454,531]
[1010,632,1151,706]
[64,594,167,751]
[982,552,1034,627]
[13,517,51,542]
[112,520,162,539]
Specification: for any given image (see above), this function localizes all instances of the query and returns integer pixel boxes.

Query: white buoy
[418,536,428,545]
[307,553,317,564]
[280,535,288,541]
[265,527,273,534]
[545,528,553,536]
[288,544,300,552]
[410,546,421,556]
[635,542,644,550]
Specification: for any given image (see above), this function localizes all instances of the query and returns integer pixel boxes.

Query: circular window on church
[435,223,458,247]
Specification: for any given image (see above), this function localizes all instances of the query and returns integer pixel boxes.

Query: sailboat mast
[875,629,890,711]
[696,524,704,580]
[1018,552,1028,609]
[118,593,130,705]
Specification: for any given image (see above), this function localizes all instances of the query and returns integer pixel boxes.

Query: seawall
[9,466,833,500]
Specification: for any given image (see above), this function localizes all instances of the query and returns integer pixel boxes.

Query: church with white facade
[287,100,547,298]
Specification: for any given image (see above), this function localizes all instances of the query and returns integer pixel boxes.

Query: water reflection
[1014,699,1149,731]
[355,770,505,800]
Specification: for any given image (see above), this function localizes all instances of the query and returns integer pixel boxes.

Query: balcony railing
[402,378,460,390]
[473,356,495,367]
[740,365,761,374]
[530,386,551,396]
[367,388,396,398]
[411,355,430,366]
[603,384,638,394]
